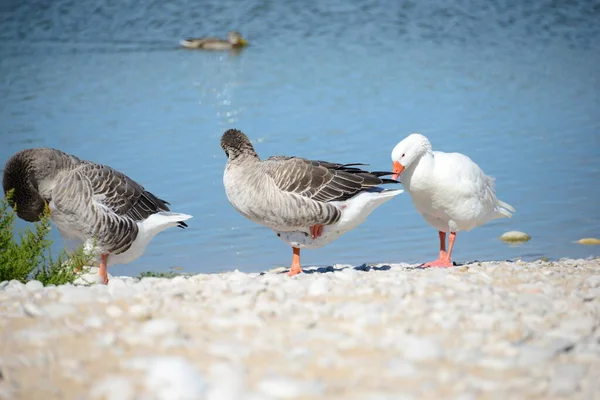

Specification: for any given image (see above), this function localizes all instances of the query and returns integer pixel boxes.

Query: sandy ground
[1,258,599,400]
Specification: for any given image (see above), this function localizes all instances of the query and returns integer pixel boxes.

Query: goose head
[390,133,432,180]
[220,129,258,161]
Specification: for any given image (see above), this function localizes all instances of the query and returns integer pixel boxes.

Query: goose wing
[262,156,396,203]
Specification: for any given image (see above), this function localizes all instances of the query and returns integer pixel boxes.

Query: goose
[390,133,515,267]
[180,31,248,50]
[221,129,402,276]
[2,148,192,284]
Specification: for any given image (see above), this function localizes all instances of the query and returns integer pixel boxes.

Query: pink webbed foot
[422,259,454,268]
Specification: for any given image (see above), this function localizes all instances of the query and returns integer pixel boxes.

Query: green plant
[138,270,186,279]
[0,191,93,285]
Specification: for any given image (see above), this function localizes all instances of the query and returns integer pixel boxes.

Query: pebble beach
[1,258,599,400]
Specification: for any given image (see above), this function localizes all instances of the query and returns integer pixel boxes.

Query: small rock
[205,363,246,400]
[517,345,556,365]
[387,359,417,377]
[582,288,600,301]
[577,238,600,245]
[307,278,329,296]
[43,303,76,318]
[128,303,152,320]
[585,275,600,288]
[105,305,124,318]
[25,280,44,291]
[548,364,586,396]
[500,231,531,243]
[140,319,179,337]
[90,376,135,400]
[401,336,444,361]
[257,376,322,398]
[558,317,595,336]
[84,317,104,329]
[517,293,553,314]
[5,280,26,293]
[97,332,116,347]
[59,286,95,303]
[22,303,44,318]
[143,357,205,400]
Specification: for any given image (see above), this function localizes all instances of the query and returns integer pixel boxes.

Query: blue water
[1,0,599,276]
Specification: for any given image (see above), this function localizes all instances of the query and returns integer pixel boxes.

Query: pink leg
[288,247,302,276]
[99,254,109,284]
[310,224,324,239]
[423,231,455,268]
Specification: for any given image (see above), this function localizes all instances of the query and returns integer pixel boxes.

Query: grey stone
[517,345,557,365]
[585,275,600,288]
[22,302,44,317]
[548,364,586,396]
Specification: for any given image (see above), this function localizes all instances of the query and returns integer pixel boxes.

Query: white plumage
[391,133,514,267]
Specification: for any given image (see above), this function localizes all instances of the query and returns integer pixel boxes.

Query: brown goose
[221,129,402,276]
[2,148,192,284]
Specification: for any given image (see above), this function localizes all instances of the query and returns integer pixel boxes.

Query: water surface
[1,0,599,276]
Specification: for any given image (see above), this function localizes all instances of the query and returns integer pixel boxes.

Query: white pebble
[25,280,44,291]
[22,303,44,317]
[401,336,444,361]
[205,363,246,400]
[143,357,205,400]
[583,288,600,301]
[548,364,586,396]
[257,376,322,398]
[517,346,556,365]
[43,303,76,318]
[585,275,600,288]
[5,280,26,293]
[90,375,135,400]
[558,317,595,336]
[108,278,127,288]
[59,286,95,303]
[105,305,124,318]
[387,359,417,377]
[307,278,329,296]
[84,317,104,329]
[128,303,152,320]
[140,319,179,337]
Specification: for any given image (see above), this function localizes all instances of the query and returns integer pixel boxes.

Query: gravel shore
[1,258,599,400]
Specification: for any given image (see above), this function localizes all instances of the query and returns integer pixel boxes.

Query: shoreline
[1,258,599,399]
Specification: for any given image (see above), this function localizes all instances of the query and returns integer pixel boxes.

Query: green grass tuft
[0,191,94,285]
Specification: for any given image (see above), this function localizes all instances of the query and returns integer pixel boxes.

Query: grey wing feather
[79,162,173,221]
[50,168,139,254]
[263,156,395,203]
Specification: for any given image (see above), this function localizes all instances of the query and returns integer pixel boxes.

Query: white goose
[2,148,192,284]
[221,129,403,276]
[391,133,515,267]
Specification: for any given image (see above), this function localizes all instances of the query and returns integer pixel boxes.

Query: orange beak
[392,161,404,180]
